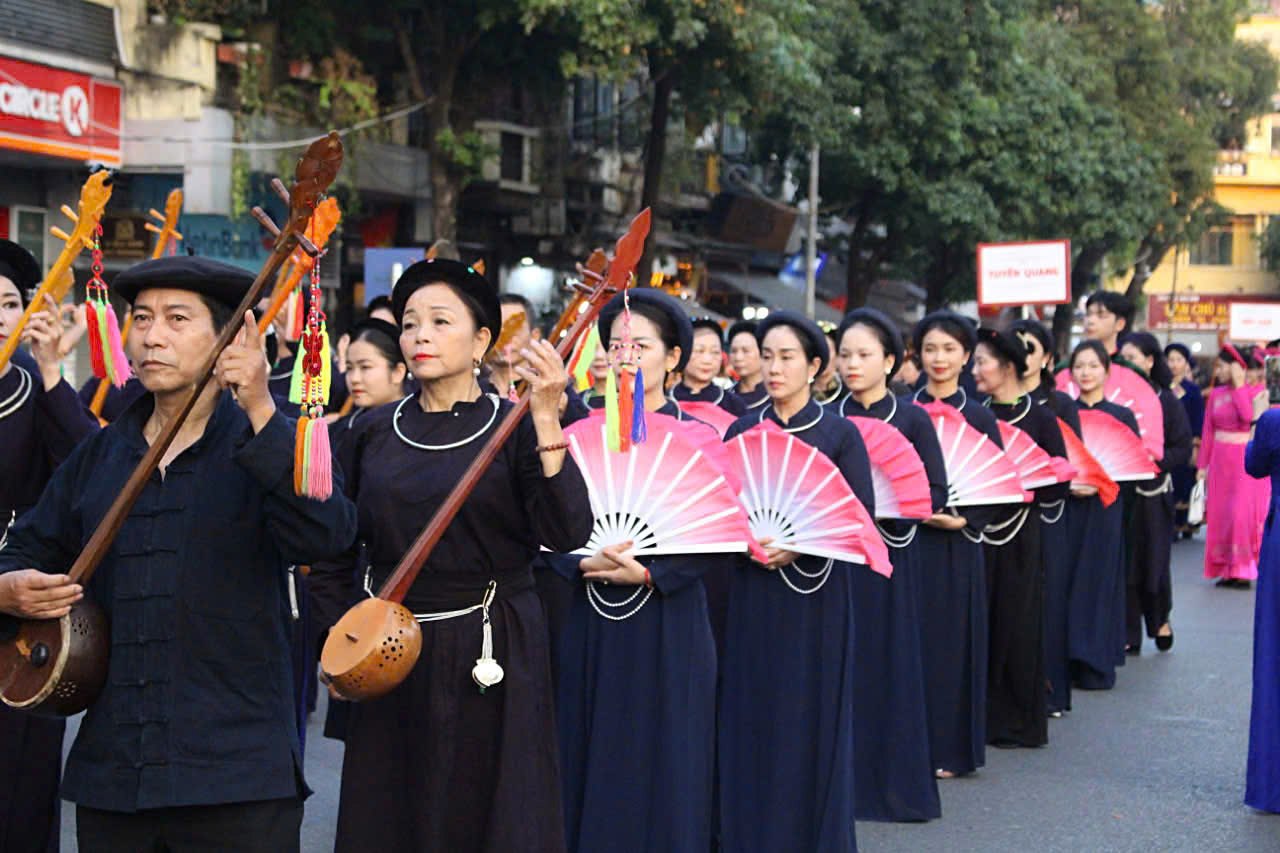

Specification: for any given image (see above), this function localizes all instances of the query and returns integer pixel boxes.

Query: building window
[501,132,525,183]
[1189,229,1234,266]
[10,207,46,271]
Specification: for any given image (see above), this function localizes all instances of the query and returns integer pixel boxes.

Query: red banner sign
[1146,293,1280,332]
[0,55,121,167]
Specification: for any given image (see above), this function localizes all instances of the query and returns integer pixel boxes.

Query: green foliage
[749,0,1279,308]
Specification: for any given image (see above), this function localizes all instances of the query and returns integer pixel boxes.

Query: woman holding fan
[551,289,724,853]
[833,307,946,822]
[911,311,1000,777]
[1067,341,1137,689]
[719,311,874,853]
[972,327,1068,750]
[312,258,593,852]
[1012,319,1080,716]
[1118,333,1193,653]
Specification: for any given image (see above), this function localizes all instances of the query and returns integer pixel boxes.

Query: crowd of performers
[0,229,1278,853]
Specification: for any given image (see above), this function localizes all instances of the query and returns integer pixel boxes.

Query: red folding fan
[847,417,933,520]
[1056,364,1163,461]
[920,401,1031,506]
[1056,416,1118,507]
[997,421,1073,491]
[565,413,758,557]
[676,400,739,438]
[1077,409,1161,483]
[725,422,892,576]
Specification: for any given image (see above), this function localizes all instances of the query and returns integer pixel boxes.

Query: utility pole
[805,143,819,319]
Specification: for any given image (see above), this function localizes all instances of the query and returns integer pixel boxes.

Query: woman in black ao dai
[719,312,875,853]
[831,308,945,822]
[972,328,1069,750]
[312,259,592,852]
[551,288,724,853]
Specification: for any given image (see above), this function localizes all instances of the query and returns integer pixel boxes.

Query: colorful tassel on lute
[604,367,620,452]
[295,412,332,500]
[84,297,106,379]
[102,296,131,387]
[631,367,647,444]
[617,366,634,453]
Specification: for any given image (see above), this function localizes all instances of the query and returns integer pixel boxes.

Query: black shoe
[1156,632,1174,652]
[1238,581,1253,590]
[1216,578,1233,587]
[1125,644,1141,656]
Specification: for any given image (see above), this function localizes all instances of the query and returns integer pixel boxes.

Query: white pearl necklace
[586,581,654,620]
[392,393,500,451]
[778,557,834,594]
[758,402,824,433]
[839,392,897,423]
[0,365,33,421]
[914,385,968,410]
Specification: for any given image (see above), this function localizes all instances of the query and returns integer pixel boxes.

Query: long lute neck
[66,242,301,586]
[377,295,609,604]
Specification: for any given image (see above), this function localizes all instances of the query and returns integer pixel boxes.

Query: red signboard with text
[0,55,122,167]
[1144,294,1276,332]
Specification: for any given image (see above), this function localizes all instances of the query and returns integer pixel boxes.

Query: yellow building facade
[1120,12,1280,341]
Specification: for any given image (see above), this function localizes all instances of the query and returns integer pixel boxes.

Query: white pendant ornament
[472,584,504,692]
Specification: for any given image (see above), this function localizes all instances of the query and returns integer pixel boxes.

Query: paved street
[61,537,1280,852]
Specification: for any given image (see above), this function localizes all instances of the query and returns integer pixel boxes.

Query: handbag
[1187,479,1206,527]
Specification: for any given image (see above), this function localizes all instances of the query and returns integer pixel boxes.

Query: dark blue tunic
[983,397,1066,748]
[734,382,769,410]
[833,392,945,822]
[1068,400,1137,690]
[310,394,593,852]
[77,375,146,423]
[673,381,747,416]
[0,350,98,853]
[1246,410,1280,812]
[719,399,874,853]
[910,387,996,774]
[550,402,721,852]
[0,391,356,813]
[1029,384,1079,714]
[1125,387,1193,650]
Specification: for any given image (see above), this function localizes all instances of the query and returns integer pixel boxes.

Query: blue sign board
[363,248,428,300]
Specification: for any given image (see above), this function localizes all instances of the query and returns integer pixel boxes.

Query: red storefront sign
[1147,293,1280,332]
[0,56,122,167]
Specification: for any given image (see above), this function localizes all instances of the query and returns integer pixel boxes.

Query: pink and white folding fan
[847,417,933,520]
[1077,409,1161,483]
[565,412,757,557]
[725,422,892,576]
[1056,364,1163,460]
[920,401,1031,506]
[1057,415,1118,507]
[676,400,739,438]
[997,421,1073,491]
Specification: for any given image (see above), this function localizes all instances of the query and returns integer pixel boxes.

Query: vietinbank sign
[0,56,121,167]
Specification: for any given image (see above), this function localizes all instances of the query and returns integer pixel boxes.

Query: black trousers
[76,798,302,853]
[0,707,63,853]
[1127,490,1175,649]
